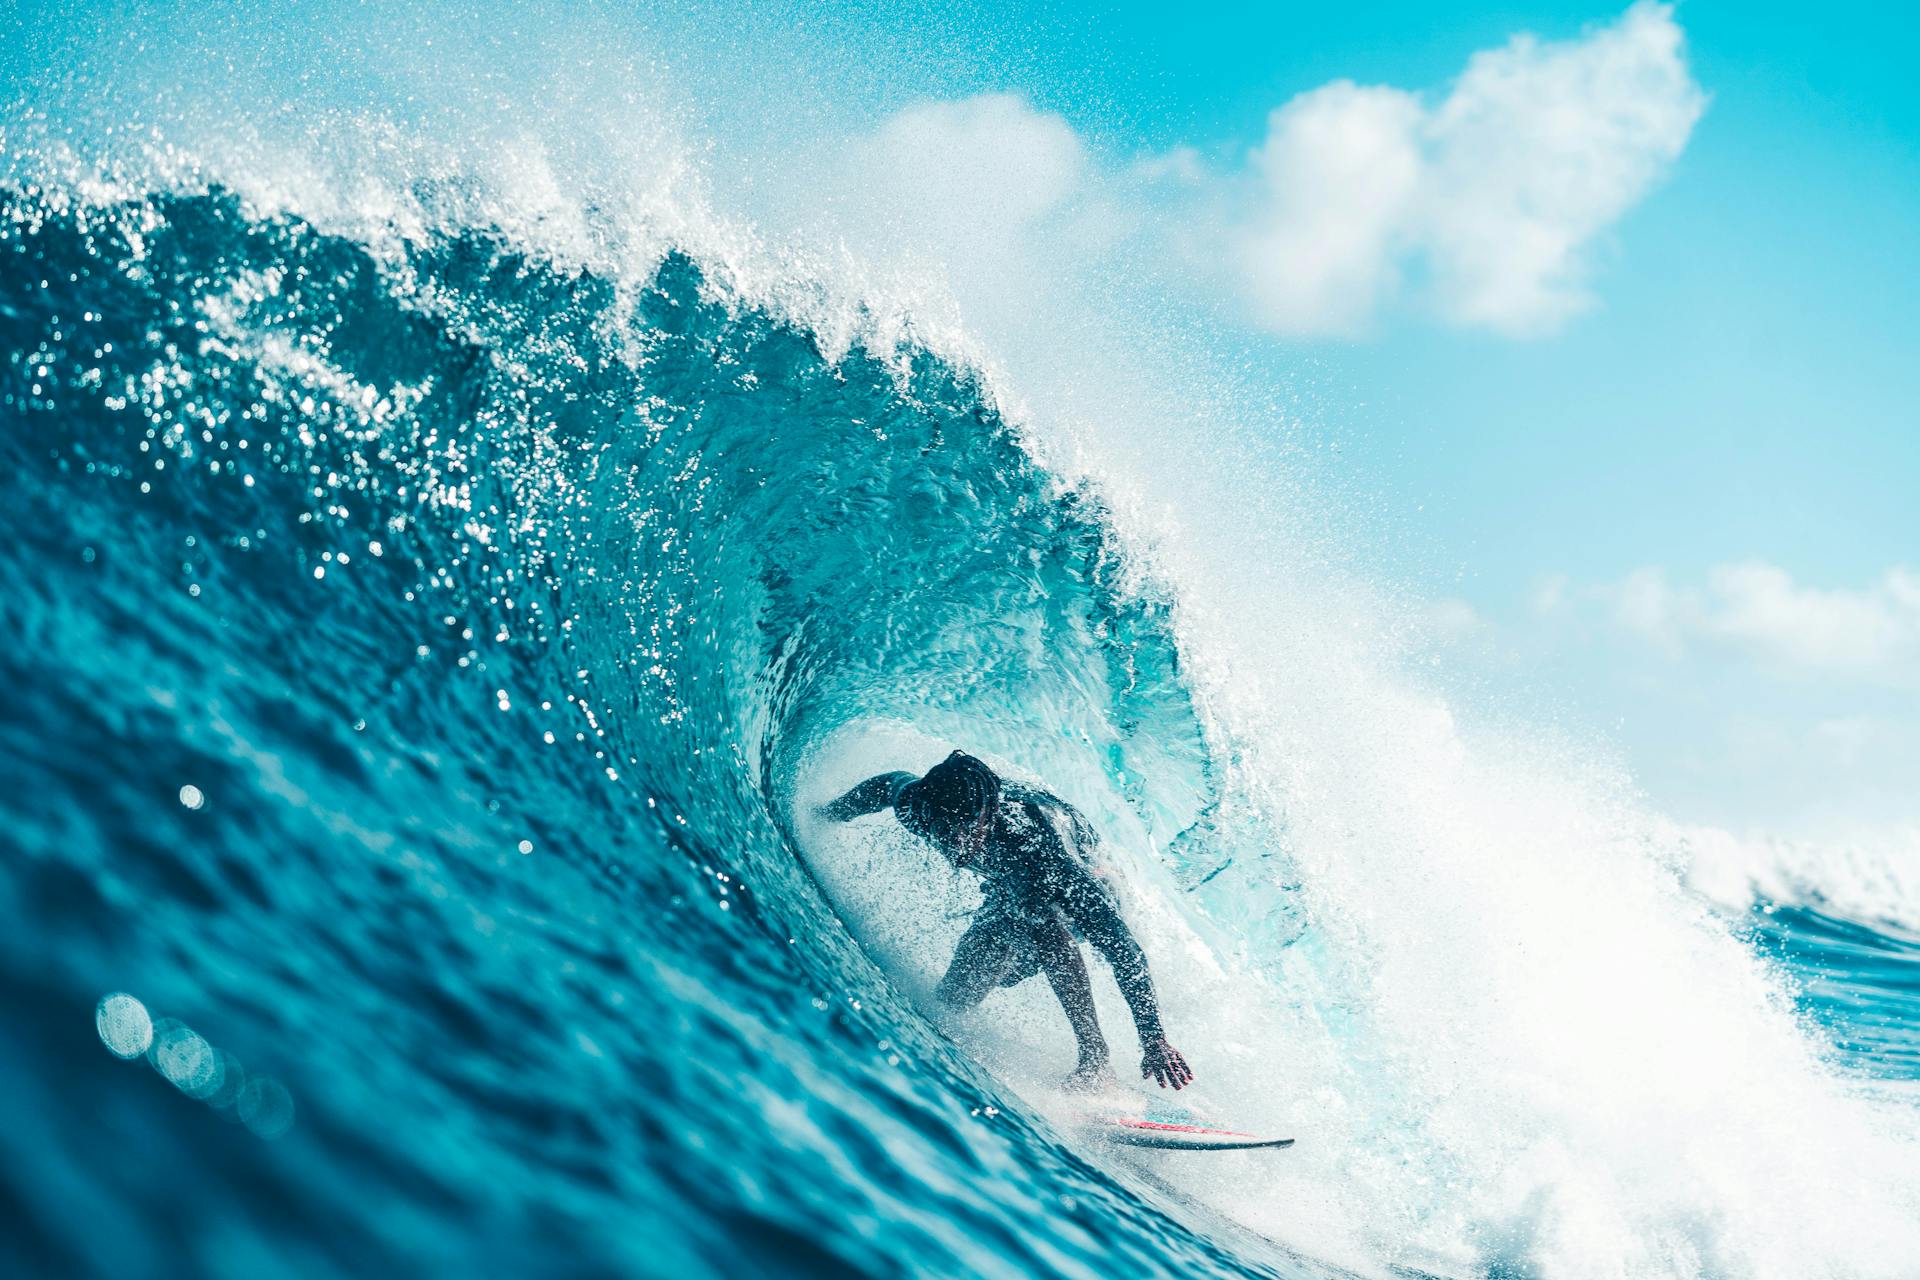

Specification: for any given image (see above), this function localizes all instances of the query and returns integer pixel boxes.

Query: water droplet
[149,1020,219,1096]
[236,1076,295,1140]
[95,993,153,1059]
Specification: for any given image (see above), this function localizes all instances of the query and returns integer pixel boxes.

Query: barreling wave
[5,127,1920,1280]
[0,178,1313,1278]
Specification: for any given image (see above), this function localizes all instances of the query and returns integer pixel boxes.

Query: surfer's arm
[1062,872,1194,1090]
[819,771,915,821]
[1073,890,1163,1042]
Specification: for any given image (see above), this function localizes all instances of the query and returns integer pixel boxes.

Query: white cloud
[1603,564,1691,657]
[1423,596,1489,642]
[1556,561,1920,685]
[846,94,1099,261]
[773,92,1138,352]
[1703,561,1920,675]
[1233,82,1426,335]
[1222,1,1705,336]
[1419,1,1705,332]
[818,4,1704,341]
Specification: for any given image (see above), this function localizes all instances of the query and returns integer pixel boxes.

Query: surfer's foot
[1063,1058,1118,1094]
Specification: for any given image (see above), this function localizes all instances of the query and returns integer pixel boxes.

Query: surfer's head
[897,750,1000,866]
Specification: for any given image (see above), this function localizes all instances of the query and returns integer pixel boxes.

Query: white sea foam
[1672,820,1920,933]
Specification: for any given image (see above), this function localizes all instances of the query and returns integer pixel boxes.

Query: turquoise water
[1,185,1308,1277]
[1750,905,1920,1081]
[5,32,1920,1279]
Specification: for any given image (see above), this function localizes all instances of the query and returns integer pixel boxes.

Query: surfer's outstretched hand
[1142,1037,1193,1090]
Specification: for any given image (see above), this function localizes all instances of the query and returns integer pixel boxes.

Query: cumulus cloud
[777,91,1138,350]
[1222,1,1704,335]
[1231,82,1426,335]
[1522,565,1920,827]
[1549,561,1920,685]
[822,4,1704,340]
[1418,0,1705,331]
[1423,596,1489,643]
[1700,563,1920,675]
[843,94,1102,263]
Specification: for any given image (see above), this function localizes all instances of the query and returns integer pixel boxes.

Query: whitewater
[3,6,1917,1278]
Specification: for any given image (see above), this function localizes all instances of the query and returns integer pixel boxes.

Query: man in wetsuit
[821,750,1194,1092]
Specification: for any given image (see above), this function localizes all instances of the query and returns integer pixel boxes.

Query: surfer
[821,751,1194,1092]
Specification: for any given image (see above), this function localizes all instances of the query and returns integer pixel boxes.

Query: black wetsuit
[822,771,1168,1056]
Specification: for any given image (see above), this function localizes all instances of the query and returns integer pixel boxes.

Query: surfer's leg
[936,916,1026,1009]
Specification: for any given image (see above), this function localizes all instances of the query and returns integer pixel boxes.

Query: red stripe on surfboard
[1111,1119,1254,1137]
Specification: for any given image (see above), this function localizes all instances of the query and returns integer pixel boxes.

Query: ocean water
[5,15,1920,1280]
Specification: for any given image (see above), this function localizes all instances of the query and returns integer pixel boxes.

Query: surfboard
[1094,1115,1294,1152]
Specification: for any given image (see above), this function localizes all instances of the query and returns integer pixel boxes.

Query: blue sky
[819,0,1919,588]
[730,0,1919,829]
[1307,3,1919,586]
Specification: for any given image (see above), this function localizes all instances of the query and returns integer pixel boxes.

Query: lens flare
[94,993,153,1059]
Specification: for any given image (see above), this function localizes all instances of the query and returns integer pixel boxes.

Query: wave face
[3,152,1919,1280]
[0,184,1268,1278]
